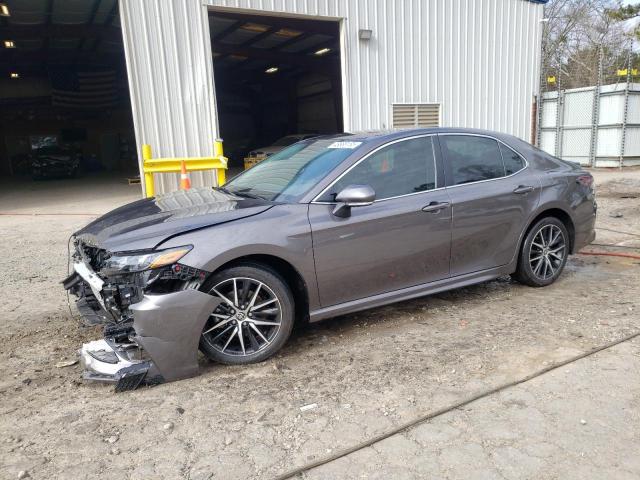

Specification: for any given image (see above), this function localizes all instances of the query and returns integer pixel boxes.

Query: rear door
[308,135,452,307]
[439,134,540,276]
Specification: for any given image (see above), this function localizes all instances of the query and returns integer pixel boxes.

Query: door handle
[422,201,450,213]
[513,185,534,194]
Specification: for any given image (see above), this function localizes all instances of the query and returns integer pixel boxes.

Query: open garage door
[208,9,343,171]
[0,0,137,186]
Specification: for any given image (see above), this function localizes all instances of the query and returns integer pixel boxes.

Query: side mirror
[332,184,376,218]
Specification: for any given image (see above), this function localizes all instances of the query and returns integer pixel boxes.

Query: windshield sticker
[327,141,363,149]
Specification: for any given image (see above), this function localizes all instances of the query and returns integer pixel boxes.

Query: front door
[308,135,452,307]
[439,134,541,276]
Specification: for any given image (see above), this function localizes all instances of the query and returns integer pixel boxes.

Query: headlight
[101,246,192,274]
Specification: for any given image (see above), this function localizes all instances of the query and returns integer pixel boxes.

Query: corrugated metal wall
[120,0,544,195]
[120,0,218,194]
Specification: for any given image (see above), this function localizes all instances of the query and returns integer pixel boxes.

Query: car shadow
[198,275,519,374]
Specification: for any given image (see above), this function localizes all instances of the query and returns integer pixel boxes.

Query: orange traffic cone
[180,160,191,190]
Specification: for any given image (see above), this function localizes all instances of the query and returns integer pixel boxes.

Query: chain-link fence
[536,44,640,168]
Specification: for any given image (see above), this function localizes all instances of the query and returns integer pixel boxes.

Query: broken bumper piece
[78,289,221,392]
[80,339,152,392]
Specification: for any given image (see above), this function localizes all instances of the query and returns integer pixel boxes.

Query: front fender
[130,290,220,382]
[159,204,320,311]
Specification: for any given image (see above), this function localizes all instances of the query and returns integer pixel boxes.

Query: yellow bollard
[213,138,227,186]
[142,144,154,198]
[141,138,227,196]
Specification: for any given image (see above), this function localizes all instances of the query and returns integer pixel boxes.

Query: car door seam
[305,203,324,309]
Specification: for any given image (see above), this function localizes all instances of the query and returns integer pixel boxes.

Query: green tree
[607,2,640,39]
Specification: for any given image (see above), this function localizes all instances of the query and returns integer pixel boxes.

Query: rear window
[499,143,526,175]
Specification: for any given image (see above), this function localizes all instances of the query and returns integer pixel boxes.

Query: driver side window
[319,136,437,202]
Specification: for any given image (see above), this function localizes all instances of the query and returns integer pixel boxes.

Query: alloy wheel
[201,277,282,357]
[529,224,566,280]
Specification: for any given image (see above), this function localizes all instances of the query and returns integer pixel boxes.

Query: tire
[512,217,570,287]
[199,263,295,365]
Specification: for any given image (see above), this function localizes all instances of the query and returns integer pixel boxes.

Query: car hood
[74,187,274,252]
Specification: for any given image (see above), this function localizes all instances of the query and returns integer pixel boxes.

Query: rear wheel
[199,264,294,365]
[512,217,569,287]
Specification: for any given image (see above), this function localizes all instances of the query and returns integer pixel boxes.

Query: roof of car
[296,128,525,152]
[342,127,514,142]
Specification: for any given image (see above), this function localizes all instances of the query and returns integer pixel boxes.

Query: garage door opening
[208,10,343,171]
[0,0,137,187]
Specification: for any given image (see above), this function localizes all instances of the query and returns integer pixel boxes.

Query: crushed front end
[63,238,219,391]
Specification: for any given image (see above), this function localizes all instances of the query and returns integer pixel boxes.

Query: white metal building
[117,0,546,194]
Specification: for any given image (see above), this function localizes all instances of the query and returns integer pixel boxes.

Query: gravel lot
[0,169,639,479]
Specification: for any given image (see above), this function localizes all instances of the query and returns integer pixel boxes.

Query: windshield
[37,146,67,155]
[224,138,357,202]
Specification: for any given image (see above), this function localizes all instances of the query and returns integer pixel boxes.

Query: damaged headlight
[101,246,192,274]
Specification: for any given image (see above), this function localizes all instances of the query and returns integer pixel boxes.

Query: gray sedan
[64,129,596,390]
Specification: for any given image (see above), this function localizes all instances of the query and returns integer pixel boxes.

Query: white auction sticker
[327,141,363,149]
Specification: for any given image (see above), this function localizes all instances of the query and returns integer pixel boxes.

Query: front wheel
[199,264,295,365]
[512,217,569,287]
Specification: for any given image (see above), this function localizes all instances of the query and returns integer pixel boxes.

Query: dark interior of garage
[0,0,137,182]
[209,10,343,169]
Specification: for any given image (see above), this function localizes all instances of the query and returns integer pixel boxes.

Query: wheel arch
[208,254,310,324]
[519,207,576,257]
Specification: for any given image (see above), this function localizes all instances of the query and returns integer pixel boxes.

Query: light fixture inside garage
[10,72,19,79]
[241,23,269,33]
[0,3,9,16]
[275,28,301,38]
[314,47,331,56]
[4,40,15,48]
[265,66,279,74]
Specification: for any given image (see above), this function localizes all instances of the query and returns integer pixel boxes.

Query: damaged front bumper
[80,339,152,392]
[66,258,220,391]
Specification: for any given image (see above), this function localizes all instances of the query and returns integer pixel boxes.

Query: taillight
[577,174,594,189]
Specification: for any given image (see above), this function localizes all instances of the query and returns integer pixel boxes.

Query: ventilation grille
[392,103,440,129]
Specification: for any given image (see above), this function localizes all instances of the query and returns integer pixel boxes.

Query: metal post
[213,138,227,186]
[536,65,545,148]
[537,10,549,148]
[619,43,633,169]
[554,67,563,158]
[589,47,604,167]
[142,144,154,198]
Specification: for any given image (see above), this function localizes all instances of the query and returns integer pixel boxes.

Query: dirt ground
[1,170,639,480]
[306,336,640,480]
